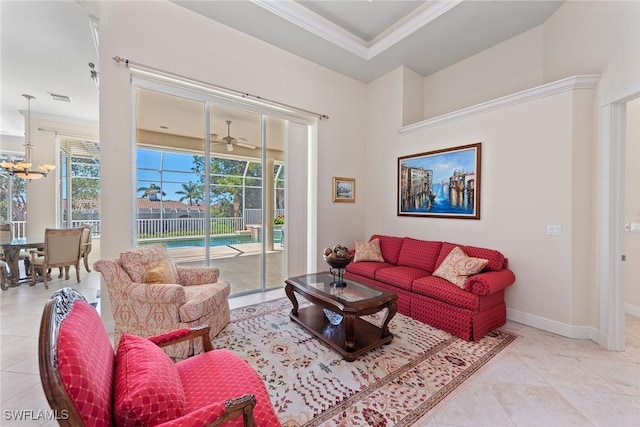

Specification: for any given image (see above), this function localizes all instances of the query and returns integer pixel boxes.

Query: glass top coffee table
[284,272,398,362]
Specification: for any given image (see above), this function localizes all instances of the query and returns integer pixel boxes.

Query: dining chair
[0,259,6,289]
[0,222,10,264]
[78,224,93,272]
[0,222,11,244]
[0,221,30,274]
[30,228,83,289]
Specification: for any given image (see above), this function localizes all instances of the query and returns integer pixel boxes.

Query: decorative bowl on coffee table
[323,253,352,287]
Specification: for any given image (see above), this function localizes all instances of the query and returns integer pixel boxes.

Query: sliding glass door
[135,87,286,295]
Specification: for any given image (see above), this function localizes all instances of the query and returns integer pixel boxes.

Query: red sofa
[345,235,515,341]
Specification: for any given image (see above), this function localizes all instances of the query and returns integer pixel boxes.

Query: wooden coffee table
[284,272,398,362]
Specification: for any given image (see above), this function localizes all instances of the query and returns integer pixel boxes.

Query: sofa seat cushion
[346,261,394,280]
[177,349,281,426]
[436,242,505,272]
[119,244,178,283]
[180,282,231,323]
[370,234,405,264]
[57,300,115,426]
[375,266,430,291]
[114,333,187,426]
[412,275,479,310]
[396,238,443,273]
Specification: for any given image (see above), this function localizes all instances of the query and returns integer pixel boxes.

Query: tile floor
[0,269,638,426]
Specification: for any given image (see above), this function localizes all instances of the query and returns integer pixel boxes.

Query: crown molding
[251,0,368,58]
[368,0,463,59]
[250,0,462,60]
[400,74,601,134]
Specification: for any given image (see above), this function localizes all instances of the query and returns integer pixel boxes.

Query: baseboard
[625,303,640,318]
[506,308,599,341]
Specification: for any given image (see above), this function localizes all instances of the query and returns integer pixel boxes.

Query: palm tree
[137,183,166,201]
[175,181,203,206]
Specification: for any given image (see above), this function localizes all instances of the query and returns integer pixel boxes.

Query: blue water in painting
[404,183,474,215]
[404,197,473,215]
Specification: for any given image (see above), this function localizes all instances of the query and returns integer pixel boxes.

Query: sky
[136,148,202,201]
[400,145,479,182]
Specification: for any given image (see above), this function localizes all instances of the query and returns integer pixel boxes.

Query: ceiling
[0,0,564,140]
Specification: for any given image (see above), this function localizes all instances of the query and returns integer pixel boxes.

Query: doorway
[600,83,640,350]
[134,87,290,296]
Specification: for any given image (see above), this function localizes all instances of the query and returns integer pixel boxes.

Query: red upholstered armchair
[39,288,281,427]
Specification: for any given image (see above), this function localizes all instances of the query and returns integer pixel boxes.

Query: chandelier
[0,94,55,180]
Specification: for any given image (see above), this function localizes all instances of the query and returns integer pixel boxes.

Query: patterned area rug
[212,298,517,426]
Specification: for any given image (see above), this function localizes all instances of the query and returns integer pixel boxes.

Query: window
[59,139,101,232]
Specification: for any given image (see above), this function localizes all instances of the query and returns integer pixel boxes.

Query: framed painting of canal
[333,177,356,202]
[398,143,481,219]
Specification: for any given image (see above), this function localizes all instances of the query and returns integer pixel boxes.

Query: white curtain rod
[37,127,99,142]
[112,56,329,121]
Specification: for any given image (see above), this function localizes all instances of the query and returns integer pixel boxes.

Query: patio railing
[10,208,285,241]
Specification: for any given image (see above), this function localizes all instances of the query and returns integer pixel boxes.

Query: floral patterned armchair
[94,244,231,359]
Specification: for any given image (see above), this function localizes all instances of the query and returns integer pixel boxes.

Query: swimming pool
[163,235,254,248]
[142,230,283,249]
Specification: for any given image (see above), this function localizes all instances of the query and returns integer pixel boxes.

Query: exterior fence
[13,208,285,240]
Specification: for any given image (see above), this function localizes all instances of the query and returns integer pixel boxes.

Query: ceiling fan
[211,120,257,152]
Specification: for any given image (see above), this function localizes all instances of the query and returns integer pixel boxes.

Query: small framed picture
[332,177,355,203]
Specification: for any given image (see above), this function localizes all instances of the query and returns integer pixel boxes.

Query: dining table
[1,238,44,290]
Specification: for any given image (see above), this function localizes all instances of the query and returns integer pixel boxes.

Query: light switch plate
[547,225,562,236]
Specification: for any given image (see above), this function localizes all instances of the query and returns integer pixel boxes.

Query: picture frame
[332,177,356,203]
[398,143,481,219]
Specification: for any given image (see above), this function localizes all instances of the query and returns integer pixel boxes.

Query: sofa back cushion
[119,244,178,283]
[396,238,443,273]
[436,242,505,272]
[57,299,115,426]
[114,333,187,426]
[370,235,405,264]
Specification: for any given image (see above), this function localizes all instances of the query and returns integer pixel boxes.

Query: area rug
[212,298,517,426]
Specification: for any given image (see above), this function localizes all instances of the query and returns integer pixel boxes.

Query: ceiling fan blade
[236,142,257,150]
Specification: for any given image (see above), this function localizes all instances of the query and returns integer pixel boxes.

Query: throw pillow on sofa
[433,246,488,289]
[353,238,385,263]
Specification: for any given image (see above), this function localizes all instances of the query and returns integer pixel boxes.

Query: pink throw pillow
[114,333,187,426]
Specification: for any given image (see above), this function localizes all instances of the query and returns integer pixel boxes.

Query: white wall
[367,71,595,329]
[98,1,368,264]
[422,1,640,119]
[20,0,635,336]
[422,26,544,119]
[365,0,639,336]
[543,0,640,99]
